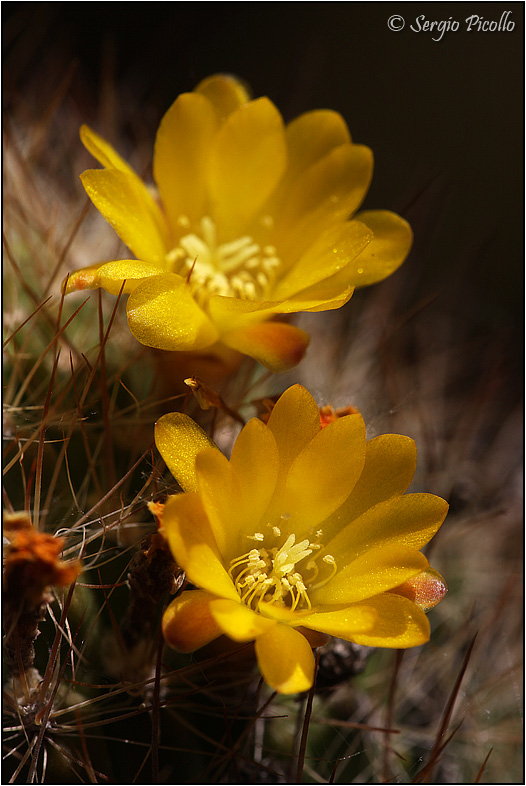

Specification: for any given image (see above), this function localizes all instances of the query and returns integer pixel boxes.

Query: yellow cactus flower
[156,385,447,694]
[64,75,412,372]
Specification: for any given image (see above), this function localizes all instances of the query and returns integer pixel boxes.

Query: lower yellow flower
[157,385,448,694]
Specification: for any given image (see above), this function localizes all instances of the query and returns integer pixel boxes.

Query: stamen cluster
[168,215,281,300]
[228,531,337,612]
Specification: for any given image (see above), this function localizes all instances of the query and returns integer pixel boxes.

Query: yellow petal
[80,124,137,174]
[272,220,372,300]
[80,169,170,264]
[284,110,351,183]
[209,598,276,641]
[265,385,321,475]
[392,567,448,611]
[208,289,354,333]
[208,97,287,238]
[162,589,222,653]
[344,593,430,649]
[291,605,378,638]
[351,210,413,287]
[222,321,309,373]
[320,434,417,543]
[276,144,373,257]
[229,418,280,548]
[284,413,366,531]
[126,273,219,350]
[195,447,241,559]
[324,493,448,565]
[155,412,217,493]
[311,544,429,605]
[255,624,315,694]
[163,493,238,601]
[194,73,251,121]
[153,92,218,231]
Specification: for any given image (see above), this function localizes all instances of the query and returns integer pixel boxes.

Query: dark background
[3,1,524,349]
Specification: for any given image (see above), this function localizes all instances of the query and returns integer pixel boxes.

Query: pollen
[168,215,281,301]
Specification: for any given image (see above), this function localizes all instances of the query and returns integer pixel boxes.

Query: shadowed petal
[255,624,315,694]
[343,593,430,648]
[162,589,222,653]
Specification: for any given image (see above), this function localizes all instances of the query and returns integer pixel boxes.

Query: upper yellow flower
[64,75,412,372]
[157,385,448,694]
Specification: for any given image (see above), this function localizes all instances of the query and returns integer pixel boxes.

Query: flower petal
[194,73,251,121]
[320,434,417,543]
[392,567,448,611]
[162,493,238,601]
[155,412,217,493]
[343,593,430,648]
[229,418,280,548]
[284,413,366,531]
[195,447,242,559]
[276,144,373,258]
[208,289,354,333]
[324,493,449,565]
[208,97,287,238]
[222,321,309,373]
[210,598,276,641]
[65,259,166,296]
[80,124,137,174]
[272,220,373,300]
[351,210,413,287]
[311,544,429,605]
[255,624,315,694]
[265,385,321,475]
[80,169,170,264]
[153,92,219,231]
[292,605,378,638]
[162,589,222,653]
[284,110,352,183]
[126,273,219,350]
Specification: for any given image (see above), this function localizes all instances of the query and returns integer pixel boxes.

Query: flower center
[167,215,281,301]
[228,529,337,612]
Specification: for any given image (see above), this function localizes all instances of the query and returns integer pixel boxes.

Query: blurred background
[3,2,523,783]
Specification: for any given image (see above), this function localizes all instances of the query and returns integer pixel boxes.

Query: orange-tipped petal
[391,567,448,611]
[222,321,309,373]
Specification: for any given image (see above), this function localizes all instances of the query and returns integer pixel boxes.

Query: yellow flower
[157,385,447,694]
[64,75,412,372]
